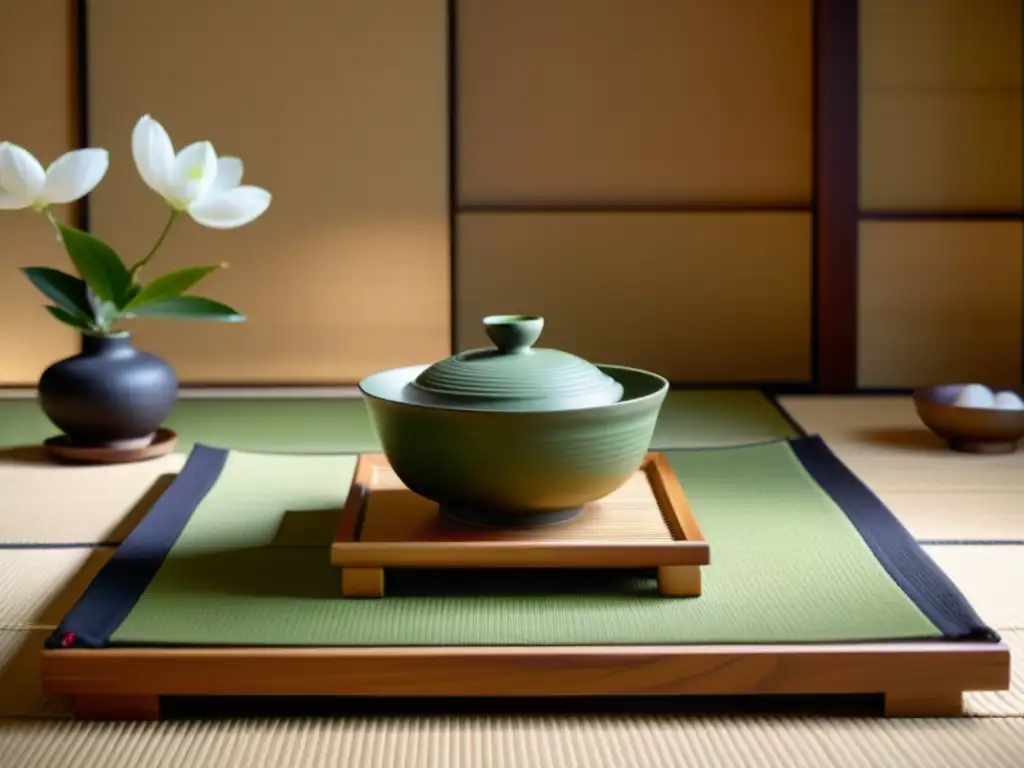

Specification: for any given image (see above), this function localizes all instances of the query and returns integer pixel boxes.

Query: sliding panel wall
[0,0,80,383]
[87,0,450,383]
[455,0,814,383]
[858,0,1024,388]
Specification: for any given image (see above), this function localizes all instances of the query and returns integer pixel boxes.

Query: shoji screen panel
[87,0,450,384]
[0,0,79,384]
[455,0,814,382]
[858,222,1022,389]
[860,0,1023,211]
[458,0,812,204]
[858,0,1024,388]
[457,213,813,382]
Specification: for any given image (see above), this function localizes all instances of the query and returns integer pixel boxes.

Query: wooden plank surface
[857,222,1023,390]
[87,0,450,383]
[859,0,1023,211]
[457,0,812,203]
[0,0,80,384]
[41,642,1009,703]
[456,212,813,382]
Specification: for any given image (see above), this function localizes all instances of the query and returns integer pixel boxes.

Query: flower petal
[188,186,271,229]
[0,187,29,209]
[212,156,243,191]
[167,141,218,206]
[131,115,175,198]
[0,145,28,208]
[42,148,109,204]
[0,142,46,204]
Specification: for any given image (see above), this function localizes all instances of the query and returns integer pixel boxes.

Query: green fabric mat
[0,390,797,454]
[109,441,940,647]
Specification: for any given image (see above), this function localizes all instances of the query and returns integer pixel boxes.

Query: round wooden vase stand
[43,428,178,465]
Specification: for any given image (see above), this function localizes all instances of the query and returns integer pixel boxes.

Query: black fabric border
[789,436,1000,642]
[46,444,228,649]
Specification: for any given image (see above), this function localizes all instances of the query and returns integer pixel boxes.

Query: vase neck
[81,333,133,356]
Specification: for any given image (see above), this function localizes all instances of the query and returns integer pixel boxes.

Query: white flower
[0,142,109,211]
[131,115,271,229]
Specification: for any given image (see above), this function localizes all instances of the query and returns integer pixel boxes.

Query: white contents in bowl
[952,383,995,409]
[992,390,1024,411]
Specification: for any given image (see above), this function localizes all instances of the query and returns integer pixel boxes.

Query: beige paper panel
[858,221,1023,388]
[457,0,812,205]
[860,0,1023,210]
[456,213,812,382]
[87,0,450,383]
[0,0,80,384]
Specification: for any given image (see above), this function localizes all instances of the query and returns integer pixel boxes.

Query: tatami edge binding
[46,444,229,649]
[789,436,1000,643]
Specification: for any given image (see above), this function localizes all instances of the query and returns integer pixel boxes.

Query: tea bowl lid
[403,315,624,412]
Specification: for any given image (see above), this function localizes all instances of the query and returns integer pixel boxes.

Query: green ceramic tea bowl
[358,315,668,527]
[360,364,668,526]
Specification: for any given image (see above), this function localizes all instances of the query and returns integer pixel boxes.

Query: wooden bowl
[913,384,1024,455]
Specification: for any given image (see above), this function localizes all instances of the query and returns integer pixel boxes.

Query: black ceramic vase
[37,333,178,448]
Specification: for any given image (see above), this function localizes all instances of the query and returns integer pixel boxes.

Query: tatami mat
[824,452,1024,495]
[778,397,1024,491]
[1,715,1023,768]
[780,396,1024,541]
[0,449,185,545]
[2,394,1021,766]
[0,390,797,546]
[0,548,112,630]
[873,491,1024,543]
[1,546,1019,637]
[778,396,921,434]
[922,546,1024,630]
[0,390,797,458]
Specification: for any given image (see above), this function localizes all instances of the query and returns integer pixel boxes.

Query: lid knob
[483,315,544,355]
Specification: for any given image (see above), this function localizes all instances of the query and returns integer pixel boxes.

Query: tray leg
[658,565,701,597]
[75,694,161,721]
[341,567,385,598]
[884,690,963,717]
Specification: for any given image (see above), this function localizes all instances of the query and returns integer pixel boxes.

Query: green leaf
[94,300,120,331]
[127,296,246,322]
[45,305,94,331]
[124,265,226,311]
[86,285,105,319]
[21,267,92,320]
[57,225,133,307]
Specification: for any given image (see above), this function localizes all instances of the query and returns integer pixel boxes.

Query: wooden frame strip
[335,453,375,545]
[813,0,860,393]
[41,640,1010,719]
[646,452,706,545]
[331,453,710,569]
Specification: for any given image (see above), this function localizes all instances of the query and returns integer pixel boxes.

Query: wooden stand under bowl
[331,452,710,599]
[43,428,178,464]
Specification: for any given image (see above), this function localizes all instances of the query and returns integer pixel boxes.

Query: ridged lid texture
[409,315,624,412]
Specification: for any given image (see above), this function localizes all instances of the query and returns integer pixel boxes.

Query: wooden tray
[331,452,711,599]
[41,640,1011,720]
